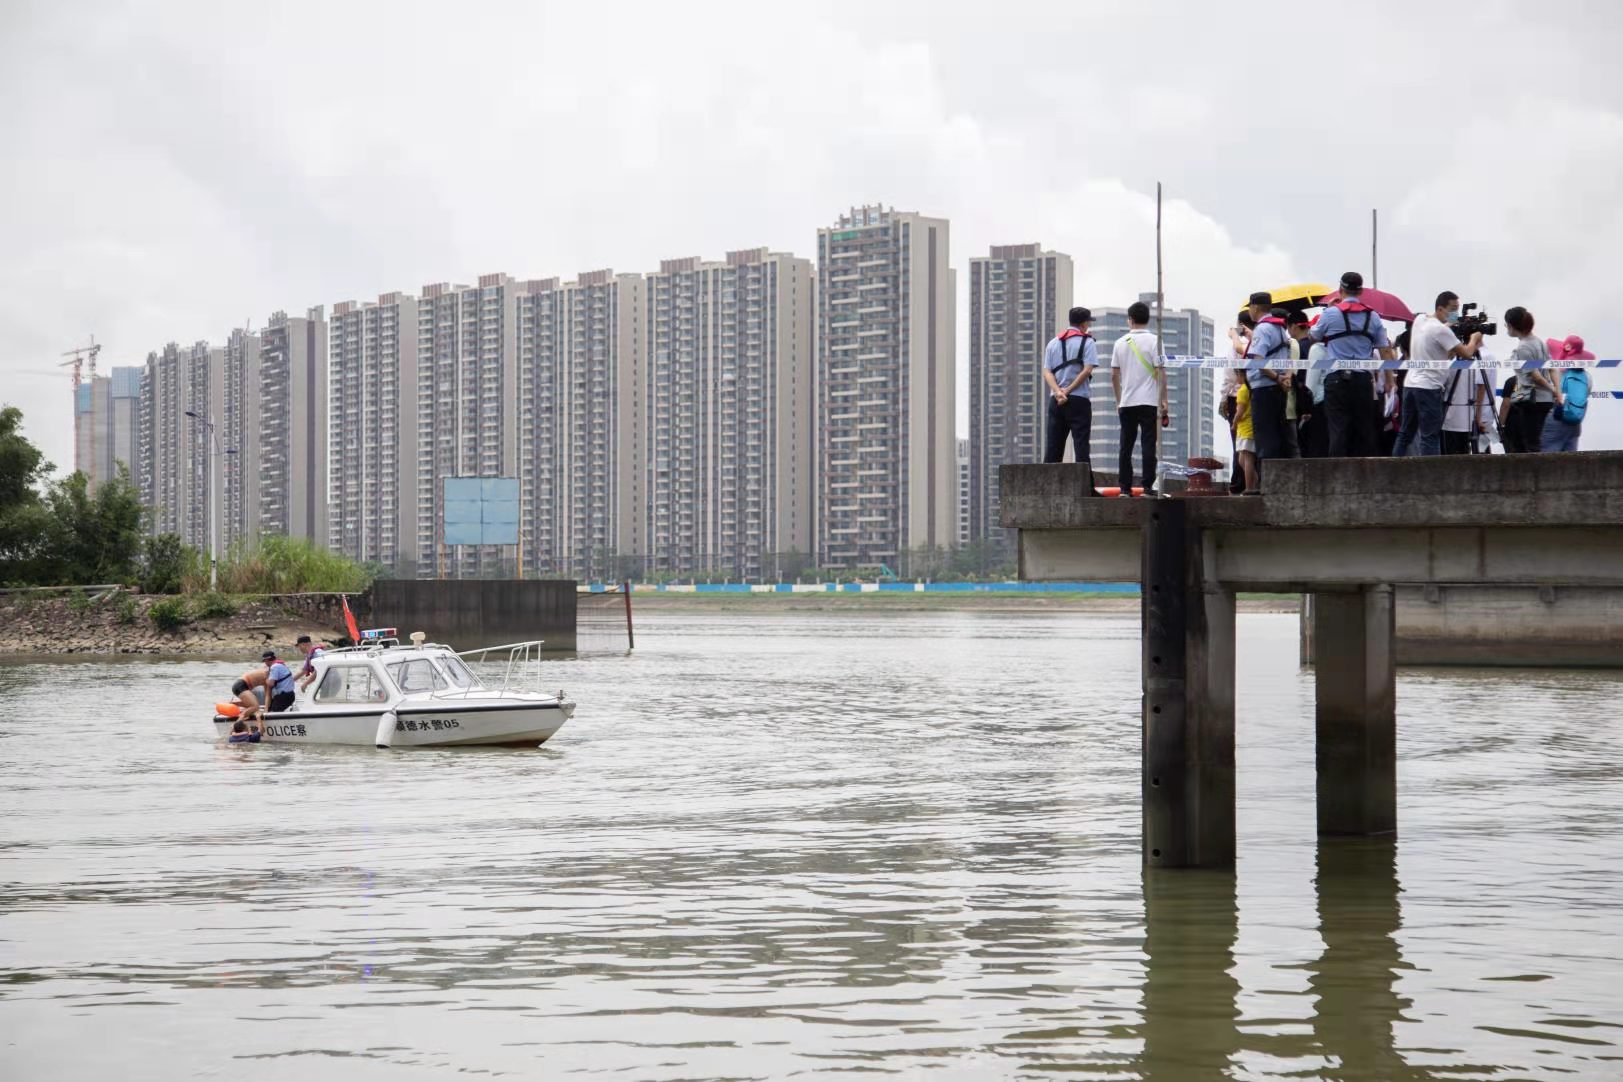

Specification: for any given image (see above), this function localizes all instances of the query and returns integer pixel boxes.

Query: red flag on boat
[341,595,361,643]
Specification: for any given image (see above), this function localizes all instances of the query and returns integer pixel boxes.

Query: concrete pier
[1313,587,1396,836]
[1000,452,1623,868]
[1142,501,1236,868]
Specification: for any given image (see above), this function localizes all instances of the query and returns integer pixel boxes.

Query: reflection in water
[1311,838,1422,1081]
[1136,869,1240,1079]
[1132,842,1446,1081]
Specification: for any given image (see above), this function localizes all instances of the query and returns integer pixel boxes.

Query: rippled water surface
[3,610,1622,1080]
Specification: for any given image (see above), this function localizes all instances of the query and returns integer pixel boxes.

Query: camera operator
[1311,271,1397,457]
[1400,291,1483,457]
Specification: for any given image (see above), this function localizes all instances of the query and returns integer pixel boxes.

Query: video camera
[1454,302,1497,341]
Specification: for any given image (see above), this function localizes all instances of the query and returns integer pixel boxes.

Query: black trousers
[1044,395,1093,466]
[1300,409,1329,458]
[268,691,295,713]
[1325,372,1378,457]
[1249,384,1288,461]
[1511,401,1552,454]
[1118,405,1158,492]
[1441,430,1472,456]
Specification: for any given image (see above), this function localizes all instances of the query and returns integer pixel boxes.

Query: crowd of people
[1040,272,1595,495]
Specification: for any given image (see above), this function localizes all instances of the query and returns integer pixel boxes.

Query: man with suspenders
[1242,291,1292,479]
[1042,306,1101,474]
[1311,271,1397,457]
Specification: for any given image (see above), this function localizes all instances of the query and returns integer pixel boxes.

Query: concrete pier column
[1143,502,1237,868]
[1313,585,1397,836]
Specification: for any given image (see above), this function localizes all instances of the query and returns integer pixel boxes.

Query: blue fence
[581,581,1140,595]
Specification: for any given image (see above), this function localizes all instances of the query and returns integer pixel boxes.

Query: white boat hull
[214,698,573,748]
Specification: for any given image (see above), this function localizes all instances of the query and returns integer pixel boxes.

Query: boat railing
[448,639,549,698]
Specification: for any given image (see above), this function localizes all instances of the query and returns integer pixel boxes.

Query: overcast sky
[4,0,1620,473]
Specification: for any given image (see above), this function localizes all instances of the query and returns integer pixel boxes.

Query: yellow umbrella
[1236,282,1332,316]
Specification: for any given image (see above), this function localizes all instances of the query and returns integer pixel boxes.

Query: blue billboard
[443,477,520,546]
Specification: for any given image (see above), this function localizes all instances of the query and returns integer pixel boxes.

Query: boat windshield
[385,658,448,694]
[437,653,481,690]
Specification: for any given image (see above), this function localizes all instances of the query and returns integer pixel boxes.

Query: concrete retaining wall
[362,580,577,652]
[1302,586,1623,668]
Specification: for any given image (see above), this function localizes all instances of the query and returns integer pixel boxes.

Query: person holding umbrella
[1311,271,1396,457]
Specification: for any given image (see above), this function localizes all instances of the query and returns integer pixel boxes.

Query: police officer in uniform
[1311,271,1396,457]
[1042,306,1101,487]
[1242,292,1292,478]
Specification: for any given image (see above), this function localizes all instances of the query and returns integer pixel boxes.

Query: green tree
[41,467,145,585]
[0,405,49,511]
[0,405,54,581]
[142,533,189,594]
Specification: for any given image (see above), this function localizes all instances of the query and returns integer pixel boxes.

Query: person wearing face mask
[1399,291,1484,456]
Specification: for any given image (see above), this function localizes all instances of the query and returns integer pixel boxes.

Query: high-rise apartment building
[258,308,327,543]
[75,366,142,487]
[816,205,956,569]
[641,248,813,578]
[517,270,645,580]
[1087,292,1216,472]
[414,275,521,578]
[967,244,1073,550]
[328,292,420,573]
[220,327,262,550]
[139,341,222,551]
[956,437,970,547]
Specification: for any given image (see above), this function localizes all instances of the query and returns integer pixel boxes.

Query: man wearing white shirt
[1110,301,1168,497]
[1401,291,1484,456]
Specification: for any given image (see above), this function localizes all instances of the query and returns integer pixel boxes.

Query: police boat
[211,630,574,748]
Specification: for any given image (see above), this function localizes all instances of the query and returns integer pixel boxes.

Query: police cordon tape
[1161,355,1620,371]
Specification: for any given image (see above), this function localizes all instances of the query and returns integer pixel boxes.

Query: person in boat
[262,649,297,714]
[232,665,269,724]
[294,634,329,692]
[227,719,261,744]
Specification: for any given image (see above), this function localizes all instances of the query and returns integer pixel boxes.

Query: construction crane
[59,335,101,388]
[60,336,102,478]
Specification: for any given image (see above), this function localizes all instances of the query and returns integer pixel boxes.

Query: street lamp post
[185,410,237,592]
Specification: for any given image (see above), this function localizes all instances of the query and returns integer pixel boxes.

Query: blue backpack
[1559,369,1590,425]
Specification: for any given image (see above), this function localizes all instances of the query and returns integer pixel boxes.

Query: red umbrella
[1318,287,1415,324]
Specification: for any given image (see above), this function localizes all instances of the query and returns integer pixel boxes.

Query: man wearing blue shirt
[1310,271,1396,457]
[1242,291,1292,474]
[262,649,297,714]
[1042,306,1100,475]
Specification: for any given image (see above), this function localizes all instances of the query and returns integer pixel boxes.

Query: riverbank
[0,592,347,657]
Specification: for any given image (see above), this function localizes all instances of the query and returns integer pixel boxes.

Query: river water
[2,610,1621,1080]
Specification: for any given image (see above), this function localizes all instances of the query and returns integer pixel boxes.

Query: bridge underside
[1020,524,1623,591]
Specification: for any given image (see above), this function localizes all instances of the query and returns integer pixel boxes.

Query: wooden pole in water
[622,579,635,652]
